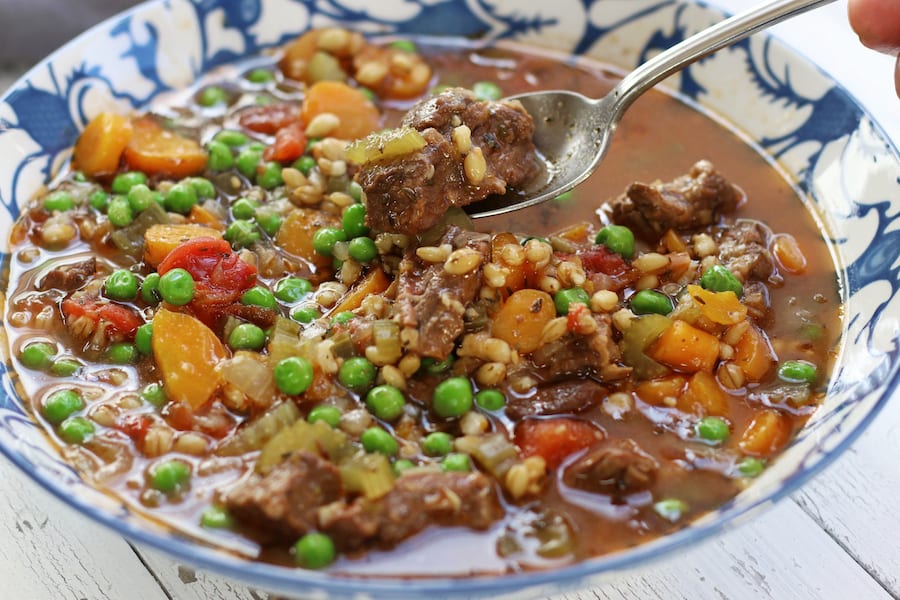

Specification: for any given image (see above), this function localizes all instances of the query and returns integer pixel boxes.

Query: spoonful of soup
[463,0,836,219]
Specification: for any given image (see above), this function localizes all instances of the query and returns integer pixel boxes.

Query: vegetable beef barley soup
[4,28,841,575]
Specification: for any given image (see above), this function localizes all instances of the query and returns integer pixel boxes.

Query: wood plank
[0,458,167,600]
[137,546,268,600]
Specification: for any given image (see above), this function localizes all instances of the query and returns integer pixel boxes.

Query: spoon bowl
[466,0,837,219]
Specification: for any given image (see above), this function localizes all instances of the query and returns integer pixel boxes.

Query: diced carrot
[647,319,720,373]
[557,222,592,243]
[772,233,808,274]
[276,208,341,272]
[152,308,229,410]
[123,118,208,179]
[740,409,792,457]
[661,229,687,253]
[492,289,555,354]
[73,112,134,177]
[189,204,226,231]
[516,418,602,469]
[687,285,748,326]
[491,233,527,296]
[301,81,381,140]
[143,223,223,267]
[635,375,687,407]
[733,324,776,382]
[678,371,729,416]
[263,122,307,163]
[330,267,390,315]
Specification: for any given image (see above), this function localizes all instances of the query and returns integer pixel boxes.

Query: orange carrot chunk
[647,319,720,373]
[73,112,134,177]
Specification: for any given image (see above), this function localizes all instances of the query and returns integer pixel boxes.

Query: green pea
[475,389,505,411]
[126,183,154,213]
[365,385,406,422]
[653,498,688,522]
[700,265,743,296]
[440,453,471,472]
[42,389,84,424]
[342,203,369,239]
[422,431,453,457]
[72,171,88,183]
[307,405,342,428]
[777,360,817,384]
[361,427,398,456]
[164,182,198,214]
[111,171,147,194]
[224,219,261,248]
[389,39,417,53]
[737,457,766,477]
[292,155,316,176]
[257,161,284,190]
[255,212,283,236]
[274,356,314,395]
[43,190,75,212]
[241,285,277,310]
[274,277,312,302]
[135,323,154,355]
[338,356,376,392]
[293,532,336,569]
[104,269,138,301]
[107,196,133,227]
[348,236,377,263]
[248,141,266,152]
[432,376,473,418]
[231,197,258,220]
[348,181,363,202]
[291,306,320,324]
[148,459,191,494]
[59,416,95,444]
[553,190,574,205]
[393,458,415,476]
[227,323,266,351]
[89,189,109,212]
[50,357,82,377]
[206,140,234,171]
[630,289,674,315]
[246,68,275,84]
[200,505,235,529]
[107,342,138,364]
[141,382,166,408]
[330,311,355,326]
[198,85,228,107]
[420,355,454,375]
[236,148,262,179]
[554,287,591,315]
[472,81,502,101]
[187,177,216,199]
[696,416,730,443]
[20,341,57,370]
[158,268,195,306]
[313,227,347,257]
[595,224,635,259]
[214,129,248,147]
[141,273,161,304]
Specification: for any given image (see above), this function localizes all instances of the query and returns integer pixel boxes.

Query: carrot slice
[124,118,208,179]
[143,223,223,267]
[330,267,389,315]
[740,409,792,457]
[276,208,341,272]
[492,289,556,354]
[648,319,720,373]
[301,81,381,140]
[73,113,134,177]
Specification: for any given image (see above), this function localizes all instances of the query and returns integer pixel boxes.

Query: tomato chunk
[578,246,629,276]
[61,297,142,338]
[263,122,308,163]
[516,418,602,469]
[239,103,302,135]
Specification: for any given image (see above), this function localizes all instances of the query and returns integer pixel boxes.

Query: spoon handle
[611,0,837,110]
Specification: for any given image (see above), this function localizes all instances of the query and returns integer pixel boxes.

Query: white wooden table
[1,2,898,599]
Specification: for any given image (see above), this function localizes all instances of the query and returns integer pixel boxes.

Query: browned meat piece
[506,380,606,420]
[359,88,539,235]
[393,225,490,359]
[223,303,278,329]
[530,314,630,381]
[223,451,342,541]
[610,161,742,242]
[741,280,772,324]
[716,219,776,282]
[563,439,659,497]
[38,257,96,291]
[320,471,501,550]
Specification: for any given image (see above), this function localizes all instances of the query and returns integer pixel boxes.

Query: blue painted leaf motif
[4,84,77,156]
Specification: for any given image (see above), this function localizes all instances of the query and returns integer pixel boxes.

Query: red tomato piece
[157,237,257,326]
[578,246,629,276]
[516,418,602,469]
[238,103,302,135]
[61,297,142,338]
[263,122,307,163]
[118,414,153,445]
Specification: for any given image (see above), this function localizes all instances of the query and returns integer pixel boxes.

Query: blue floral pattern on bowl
[1,1,898,598]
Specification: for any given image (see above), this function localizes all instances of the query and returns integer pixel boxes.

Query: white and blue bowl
[1,1,898,598]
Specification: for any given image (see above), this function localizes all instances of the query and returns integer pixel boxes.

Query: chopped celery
[345,127,427,165]
[216,401,300,456]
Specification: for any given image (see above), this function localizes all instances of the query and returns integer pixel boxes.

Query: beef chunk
[506,380,606,420]
[563,439,659,497]
[530,313,630,381]
[223,451,342,541]
[359,88,538,235]
[39,258,96,291]
[223,303,278,329]
[393,225,490,359]
[742,280,772,324]
[610,161,742,242]
[319,471,501,550]
[716,219,776,282]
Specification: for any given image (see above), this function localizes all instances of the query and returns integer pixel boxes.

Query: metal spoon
[467,0,836,219]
